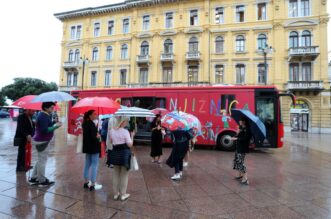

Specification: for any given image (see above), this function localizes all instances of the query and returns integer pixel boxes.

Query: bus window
[121,98,132,107]
[256,97,276,147]
[155,98,166,108]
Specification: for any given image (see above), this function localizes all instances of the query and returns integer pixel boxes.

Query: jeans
[31,141,50,183]
[16,144,26,170]
[174,159,183,174]
[83,153,100,183]
[112,165,129,195]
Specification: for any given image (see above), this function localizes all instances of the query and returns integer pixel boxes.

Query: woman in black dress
[150,114,163,163]
[231,117,252,185]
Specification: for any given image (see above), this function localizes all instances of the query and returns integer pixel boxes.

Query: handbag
[76,134,83,153]
[107,144,131,169]
[13,137,25,146]
[130,155,139,171]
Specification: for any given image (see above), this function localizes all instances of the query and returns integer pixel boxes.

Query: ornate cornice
[54,0,182,21]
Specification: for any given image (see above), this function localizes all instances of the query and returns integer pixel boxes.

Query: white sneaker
[183,162,188,167]
[121,193,130,201]
[179,171,183,177]
[114,193,120,200]
[171,174,181,180]
[90,183,102,191]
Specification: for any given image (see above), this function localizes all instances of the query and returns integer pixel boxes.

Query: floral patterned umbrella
[161,111,201,135]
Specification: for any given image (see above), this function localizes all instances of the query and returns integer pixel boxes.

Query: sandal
[241,179,249,185]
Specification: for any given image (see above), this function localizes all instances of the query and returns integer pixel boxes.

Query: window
[236,35,245,52]
[302,62,312,81]
[70,25,82,40]
[123,19,130,34]
[165,12,174,28]
[74,49,80,62]
[92,47,99,61]
[164,39,173,53]
[258,63,267,84]
[289,31,299,48]
[104,70,111,87]
[106,46,113,61]
[139,68,148,84]
[163,67,173,83]
[257,34,267,50]
[91,71,97,87]
[236,5,245,22]
[257,3,267,20]
[289,63,300,81]
[190,10,198,26]
[140,41,149,56]
[215,36,224,53]
[68,50,74,62]
[76,25,82,39]
[188,66,199,83]
[142,15,150,31]
[67,73,78,86]
[70,26,76,40]
[301,0,310,16]
[215,65,224,84]
[215,7,224,24]
[289,0,310,17]
[236,64,245,84]
[108,20,114,35]
[189,37,199,52]
[121,44,128,59]
[120,69,127,85]
[302,30,311,47]
[94,22,100,37]
[289,0,298,17]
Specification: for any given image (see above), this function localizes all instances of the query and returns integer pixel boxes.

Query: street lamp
[261,44,273,85]
[80,56,88,89]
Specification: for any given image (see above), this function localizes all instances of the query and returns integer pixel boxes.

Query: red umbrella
[147,108,169,122]
[12,95,60,111]
[71,97,120,114]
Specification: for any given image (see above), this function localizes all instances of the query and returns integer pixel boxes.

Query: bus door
[255,90,278,148]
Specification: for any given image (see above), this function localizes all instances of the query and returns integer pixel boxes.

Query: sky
[0,0,330,89]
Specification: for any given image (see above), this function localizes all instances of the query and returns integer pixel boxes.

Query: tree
[0,91,7,106]
[2,78,58,101]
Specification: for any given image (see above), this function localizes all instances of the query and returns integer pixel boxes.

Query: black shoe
[38,179,55,187]
[28,178,39,185]
[83,182,90,189]
[234,176,243,180]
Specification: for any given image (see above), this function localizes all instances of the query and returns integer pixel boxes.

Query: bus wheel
[217,132,236,151]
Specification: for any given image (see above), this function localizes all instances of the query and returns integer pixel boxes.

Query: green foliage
[2,78,58,101]
[0,91,7,106]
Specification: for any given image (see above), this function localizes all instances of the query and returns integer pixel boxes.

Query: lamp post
[261,44,273,85]
[80,56,88,89]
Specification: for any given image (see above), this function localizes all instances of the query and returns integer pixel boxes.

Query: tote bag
[130,155,139,171]
[76,134,83,153]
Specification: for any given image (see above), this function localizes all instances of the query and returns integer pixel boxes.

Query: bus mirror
[278,93,296,106]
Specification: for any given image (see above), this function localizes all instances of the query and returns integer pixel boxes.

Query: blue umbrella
[230,109,266,144]
[32,91,76,103]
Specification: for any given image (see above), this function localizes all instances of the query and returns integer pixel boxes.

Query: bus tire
[216,132,236,151]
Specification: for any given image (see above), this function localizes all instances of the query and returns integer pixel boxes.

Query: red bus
[67,86,294,150]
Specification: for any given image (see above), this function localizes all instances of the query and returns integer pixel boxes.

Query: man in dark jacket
[14,109,35,172]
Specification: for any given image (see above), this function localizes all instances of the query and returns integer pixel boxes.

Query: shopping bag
[25,142,32,170]
[100,141,106,158]
[76,134,83,153]
[130,155,139,171]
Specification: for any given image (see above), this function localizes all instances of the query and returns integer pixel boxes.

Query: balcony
[186,51,201,61]
[127,82,210,88]
[136,55,150,64]
[63,61,80,71]
[58,85,80,92]
[288,46,320,61]
[286,81,324,91]
[160,53,174,62]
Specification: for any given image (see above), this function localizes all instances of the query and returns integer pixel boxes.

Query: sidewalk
[0,118,331,218]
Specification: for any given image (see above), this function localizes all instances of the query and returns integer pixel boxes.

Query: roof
[54,0,181,21]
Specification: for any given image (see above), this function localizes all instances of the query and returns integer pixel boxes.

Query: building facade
[55,0,330,133]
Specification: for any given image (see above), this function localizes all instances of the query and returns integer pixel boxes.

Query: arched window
[164,39,173,54]
[68,50,74,62]
[74,49,80,62]
[92,47,99,61]
[215,36,224,53]
[302,30,311,47]
[189,37,199,52]
[106,46,113,61]
[257,34,267,50]
[140,41,149,56]
[236,64,245,84]
[121,44,128,59]
[289,31,299,48]
[236,35,245,52]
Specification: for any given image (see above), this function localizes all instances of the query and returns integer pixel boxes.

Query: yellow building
[55,0,330,133]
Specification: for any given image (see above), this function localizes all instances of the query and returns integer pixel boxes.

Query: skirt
[233,152,246,173]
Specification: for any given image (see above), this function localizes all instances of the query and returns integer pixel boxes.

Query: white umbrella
[32,91,76,103]
[114,107,155,118]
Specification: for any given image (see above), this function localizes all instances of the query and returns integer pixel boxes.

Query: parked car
[0,111,10,118]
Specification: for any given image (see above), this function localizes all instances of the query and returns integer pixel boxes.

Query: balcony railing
[128,82,210,88]
[286,81,324,91]
[58,86,80,92]
[288,46,320,61]
[63,61,80,69]
[136,55,150,63]
[186,51,201,60]
[160,53,174,62]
